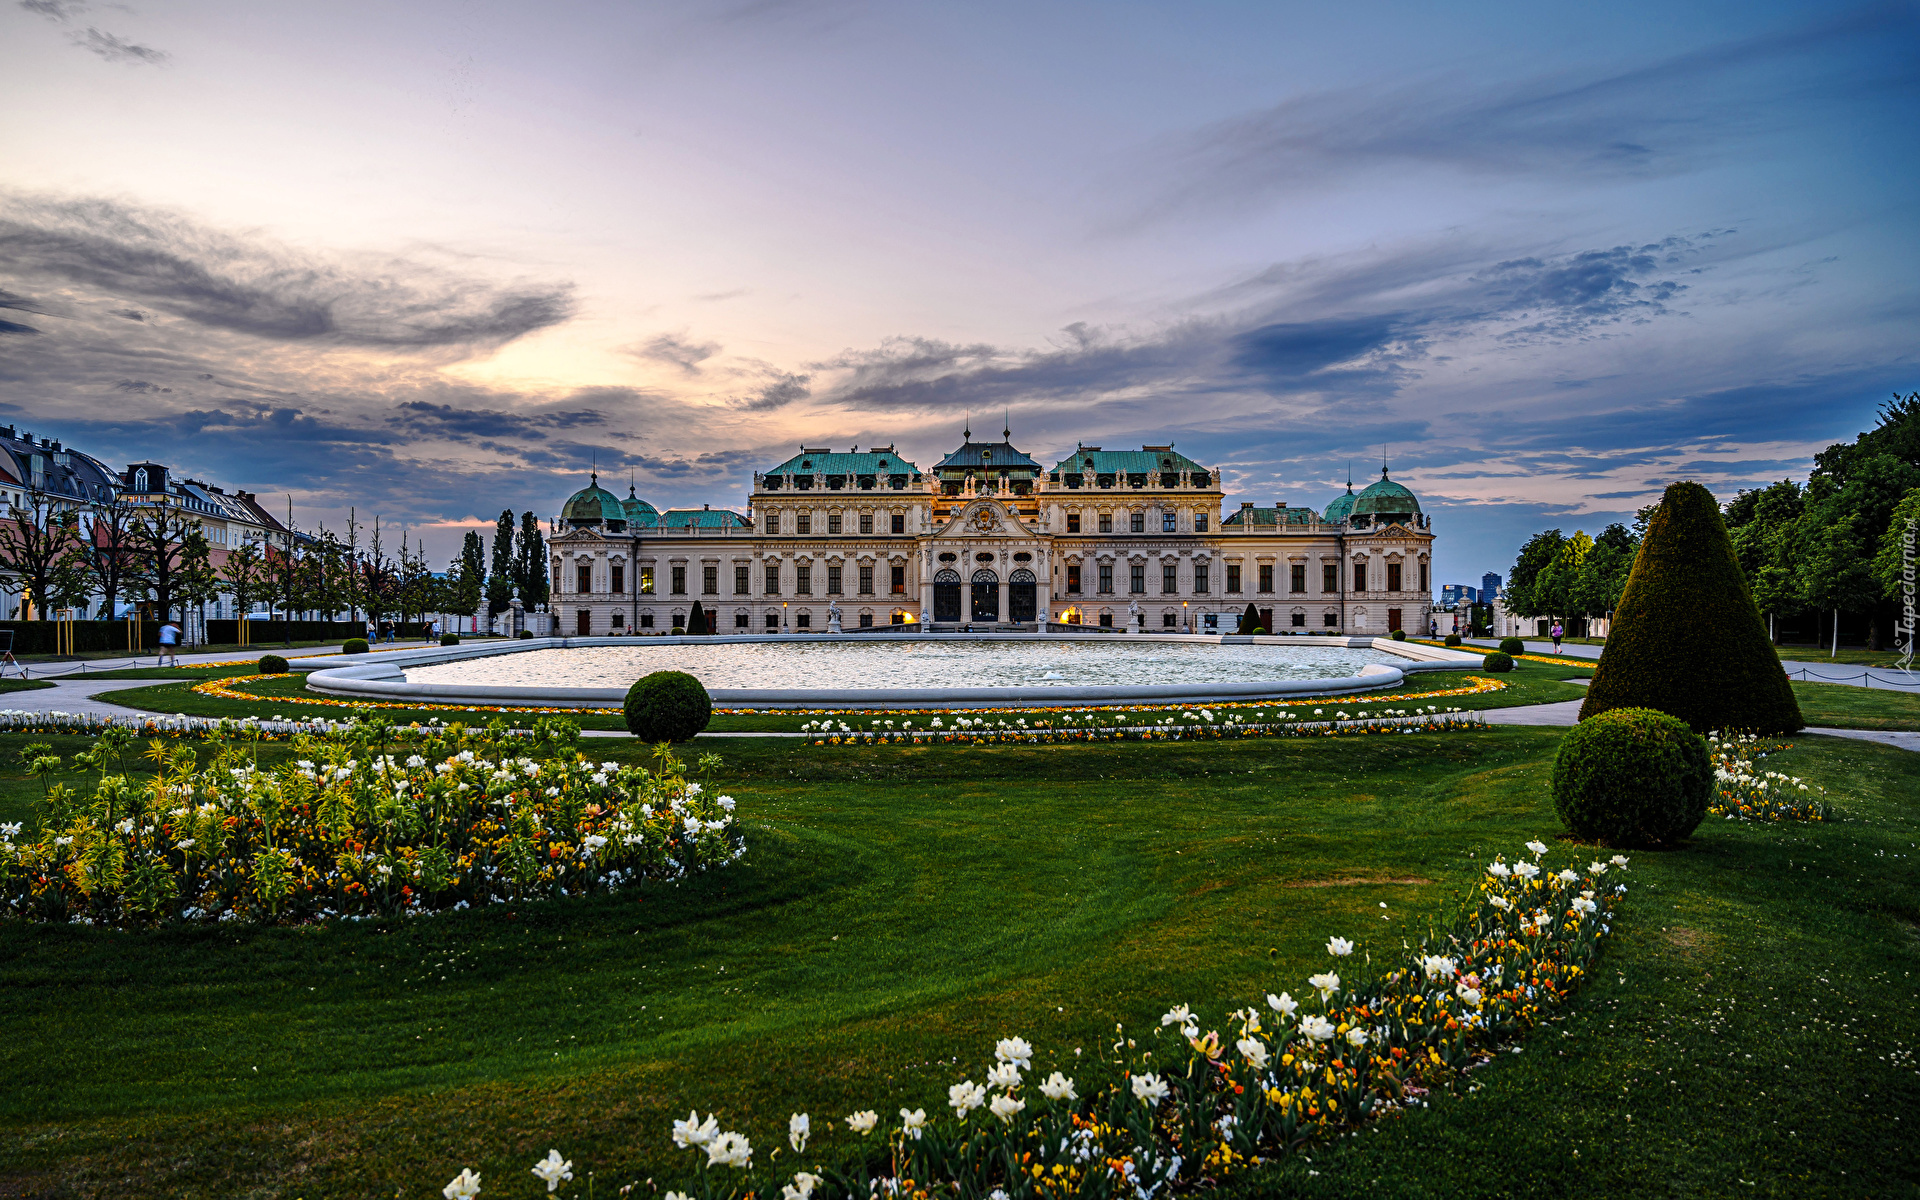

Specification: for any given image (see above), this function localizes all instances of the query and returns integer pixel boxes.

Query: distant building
[1440,583,1476,609]
[1480,572,1502,604]
[549,431,1437,636]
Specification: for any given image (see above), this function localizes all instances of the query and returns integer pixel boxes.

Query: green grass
[0,678,54,694]
[1775,645,1911,667]
[65,663,278,681]
[1791,680,1920,731]
[0,725,1915,1198]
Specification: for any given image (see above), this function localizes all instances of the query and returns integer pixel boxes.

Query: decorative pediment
[934,500,1034,538]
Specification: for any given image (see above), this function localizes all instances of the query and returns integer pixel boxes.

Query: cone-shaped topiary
[686,599,706,636]
[1552,706,1709,846]
[624,670,712,742]
[1581,481,1803,733]
[1237,603,1261,635]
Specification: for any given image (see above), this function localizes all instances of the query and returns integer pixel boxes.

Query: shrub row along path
[1466,637,1920,694]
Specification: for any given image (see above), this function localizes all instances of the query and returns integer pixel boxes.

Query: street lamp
[1183,600,1189,634]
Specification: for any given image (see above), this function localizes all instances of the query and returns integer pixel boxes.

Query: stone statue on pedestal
[1128,596,1143,632]
[827,598,843,633]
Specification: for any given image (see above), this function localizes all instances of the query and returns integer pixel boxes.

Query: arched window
[133,468,148,492]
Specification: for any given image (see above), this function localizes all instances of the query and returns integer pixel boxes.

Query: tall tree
[515,511,549,608]
[487,510,515,615]
[0,489,79,620]
[221,536,270,627]
[1503,529,1565,620]
[455,530,486,619]
[81,493,139,622]
[176,526,221,645]
[127,506,204,625]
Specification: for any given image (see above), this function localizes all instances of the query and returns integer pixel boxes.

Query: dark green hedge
[1581,481,1803,734]
[1552,707,1709,846]
[206,620,426,645]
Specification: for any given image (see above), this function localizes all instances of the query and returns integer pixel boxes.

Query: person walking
[380,618,394,643]
[365,617,376,644]
[1550,621,1564,653]
[157,618,180,667]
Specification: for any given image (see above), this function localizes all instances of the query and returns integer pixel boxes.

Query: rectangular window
[1163,612,1178,628]
[703,565,718,594]
[796,565,812,595]
[611,565,624,594]
[1290,564,1306,593]
[639,566,654,594]
[1387,563,1402,592]
[827,565,843,594]
[1227,564,1241,593]
[1099,611,1113,627]
[1067,513,1081,533]
[797,514,812,534]
[765,565,780,595]
[1292,611,1306,627]
[1195,513,1208,532]
[1354,564,1367,592]
[1324,611,1338,627]
[890,565,905,594]
[764,512,780,534]
[671,566,687,595]
[827,513,842,534]
[577,564,592,594]
[1130,564,1146,593]
[1258,565,1274,593]
[735,565,750,594]
[860,613,874,627]
[858,565,874,594]
[1098,563,1114,593]
[1419,563,1429,592]
[1131,512,1145,533]
[1162,563,1177,593]
[1067,564,1082,594]
[1194,564,1208,594]
[552,566,561,594]
[891,513,905,534]
[640,613,654,628]
[735,612,750,628]
[797,612,810,628]
[1098,513,1112,533]
[859,513,873,534]
[1323,564,1337,593]
[1162,512,1176,533]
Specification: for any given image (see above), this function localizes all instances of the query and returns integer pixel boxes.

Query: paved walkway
[1465,638,1920,693]
[2,640,438,680]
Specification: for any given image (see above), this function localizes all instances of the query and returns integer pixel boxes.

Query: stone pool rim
[297,633,1488,711]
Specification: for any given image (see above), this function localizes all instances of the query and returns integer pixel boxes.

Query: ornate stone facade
[549,435,1435,636]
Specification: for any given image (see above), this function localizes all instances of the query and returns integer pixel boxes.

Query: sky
[1,0,1916,585]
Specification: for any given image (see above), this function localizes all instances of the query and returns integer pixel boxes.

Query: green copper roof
[562,477,625,524]
[1222,505,1320,527]
[767,448,919,476]
[1050,446,1209,476]
[657,508,751,529]
[1350,468,1421,517]
[1322,487,1357,523]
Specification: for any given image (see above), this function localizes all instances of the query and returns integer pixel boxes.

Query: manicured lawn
[88,663,1589,734]
[0,678,54,694]
[1775,645,1911,667]
[1792,680,1920,731]
[1,724,1915,1199]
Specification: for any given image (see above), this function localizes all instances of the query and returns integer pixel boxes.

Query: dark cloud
[1139,5,1920,217]
[632,331,720,373]
[114,379,170,393]
[18,0,84,20]
[388,401,609,441]
[69,27,168,64]
[0,320,37,335]
[0,194,575,348]
[111,308,147,321]
[739,370,812,411]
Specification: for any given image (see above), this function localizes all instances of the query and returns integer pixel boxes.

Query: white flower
[949,1080,986,1116]
[1421,955,1458,981]
[1039,1071,1077,1101]
[1345,1027,1369,1048]
[789,1112,810,1152]
[530,1149,573,1192]
[1160,1003,1193,1027]
[994,1035,1034,1069]
[782,1173,823,1200]
[443,1168,482,1200]
[1131,1072,1169,1105]
[685,782,703,796]
[1526,840,1549,857]
[1267,991,1299,1018]
[846,1109,878,1134]
[1588,861,1608,875]
[988,1093,1026,1123]
[1299,1015,1336,1042]
[1486,894,1512,911]
[1307,972,1341,1000]
[717,794,736,811]
[900,1107,927,1140]
[1487,861,1511,879]
[0,823,18,837]
[986,1061,1022,1089]
[1611,854,1630,867]
[1237,1037,1270,1070]
[706,1131,752,1169]
[1456,984,1483,1007]
[1557,869,1579,883]
[672,1110,718,1148]
[1512,861,1540,880]
[1326,936,1355,957]
[1571,897,1598,914]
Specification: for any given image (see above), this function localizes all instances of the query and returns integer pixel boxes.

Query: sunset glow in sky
[2,0,1915,582]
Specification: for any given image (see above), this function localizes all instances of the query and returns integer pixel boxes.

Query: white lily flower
[705,1131,752,1169]
[986,1061,1022,1089]
[1039,1071,1077,1101]
[845,1109,878,1134]
[1299,1015,1336,1042]
[443,1168,482,1200]
[988,1093,1026,1123]
[1131,1072,1169,1105]
[1160,1003,1193,1027]
[949,1080,986,1116]
[1456,984,1483,1007]
[1526,840,1549,857]
[672,1110,718,1148]
[789,1112,810,1152]
[1307,972,1341,1001]
[995,1035,1034,1069]
[900,1107,927,1140]
[1487,861,1512,879]
[1327,936,1355,957]
[1345,1027,1369,1047]
[1237,1037,1270,1069]
[530,1150,573,1192]
[1267,991,1299,1018]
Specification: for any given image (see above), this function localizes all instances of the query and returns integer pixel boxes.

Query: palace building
[549,430,1434,636]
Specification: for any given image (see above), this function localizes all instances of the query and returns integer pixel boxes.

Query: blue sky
[1,0,1915,583]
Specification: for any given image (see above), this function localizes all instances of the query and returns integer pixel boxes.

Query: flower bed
[0,719,744,928]
[1708,732,1831,822]
[439,841,1628,1199]
[802,704,1487,746]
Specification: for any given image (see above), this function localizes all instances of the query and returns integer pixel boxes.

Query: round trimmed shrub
[1552,707,1709,847]
[1498,637,1525,655]
[671,626,686,636]
[1251,627,1266,636]
[1391,628,1407,641]
[257,654,289,674]
[1443,633,1462,646]
[1482,651,1514,672]
[624,670,712,743]
[440,632,461,646]
[517,630,534,639]
[342,638,369,655]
